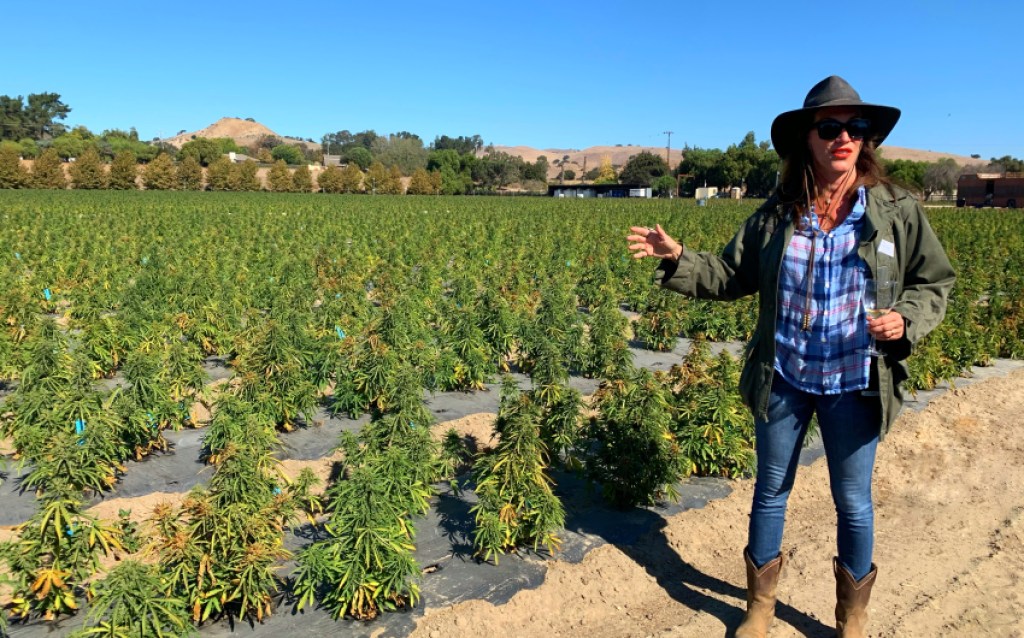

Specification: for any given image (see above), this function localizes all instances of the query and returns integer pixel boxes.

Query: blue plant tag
[75,419,85,435]
[409,421,415,429]
[14,252,20,260]
[272,486,282,495]
[43,288,52,301]
[141,256,149,265]
[566,260,572,267]
[147,412,157,429]
[335,326,346,340]
[66,525,75,537]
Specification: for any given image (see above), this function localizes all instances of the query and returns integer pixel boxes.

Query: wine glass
[862,266,895,357]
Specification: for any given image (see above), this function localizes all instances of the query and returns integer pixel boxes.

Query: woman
[626,76,955,638]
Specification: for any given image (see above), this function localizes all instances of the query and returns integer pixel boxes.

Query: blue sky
[3,0,1021,159]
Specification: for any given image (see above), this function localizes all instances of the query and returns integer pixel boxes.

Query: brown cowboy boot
[833,558,877,638]
[735,549,783,638]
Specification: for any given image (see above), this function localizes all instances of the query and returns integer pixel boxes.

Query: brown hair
[776,130,892,219]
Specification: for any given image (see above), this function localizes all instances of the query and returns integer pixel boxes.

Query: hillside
[491,144,986,182]
[163,117,319,151]
[160,117,986,180]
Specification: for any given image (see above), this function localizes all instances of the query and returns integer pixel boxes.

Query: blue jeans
[747,373,880,581]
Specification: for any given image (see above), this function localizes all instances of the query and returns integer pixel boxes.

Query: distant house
[548,184,652,198]
[227,152,256,163]
[322,154,344,167]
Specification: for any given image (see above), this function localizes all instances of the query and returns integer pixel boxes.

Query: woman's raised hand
[626,224,683,261]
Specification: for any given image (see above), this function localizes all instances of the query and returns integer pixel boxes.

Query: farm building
[549,184,652,198]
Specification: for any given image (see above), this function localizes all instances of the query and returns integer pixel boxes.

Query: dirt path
[411,369,1024,638]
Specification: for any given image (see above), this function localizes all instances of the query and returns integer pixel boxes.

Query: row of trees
[0,145,451,194]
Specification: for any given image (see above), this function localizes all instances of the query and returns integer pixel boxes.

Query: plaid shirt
[774,186,870,395]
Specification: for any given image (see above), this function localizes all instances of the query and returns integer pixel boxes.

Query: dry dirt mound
[412,368,1024,638]
[164,117,318,151]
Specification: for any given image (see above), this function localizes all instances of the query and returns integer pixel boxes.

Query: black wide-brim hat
[771,75,901,159]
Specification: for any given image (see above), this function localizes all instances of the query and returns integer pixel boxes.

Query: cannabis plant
[71,560,194,638]
[471,379,564,563]
[586,368,686,508]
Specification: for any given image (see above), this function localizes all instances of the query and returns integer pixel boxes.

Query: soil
[410,368,1024,638]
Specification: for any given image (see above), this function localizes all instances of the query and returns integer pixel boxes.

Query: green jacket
[655,183,955,438]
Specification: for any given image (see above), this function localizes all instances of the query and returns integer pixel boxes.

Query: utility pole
[663,131,673,166]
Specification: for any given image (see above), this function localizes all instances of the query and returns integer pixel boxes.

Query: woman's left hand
[869,310,905,341]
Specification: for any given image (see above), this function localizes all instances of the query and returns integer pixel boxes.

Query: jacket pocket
[738,333,761,409]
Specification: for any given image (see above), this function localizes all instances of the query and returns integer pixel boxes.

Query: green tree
[292,164,314,192]
[69,147,108,189]
[431,134,484,155]
[923,158,961,199]
[406,167,439,194]
[256,148,273,163]
[653,174,677,197]
[236,159,262,191]
[679,146,726,193]
[372,134,428,175]
[343,146,373,170]
[317,165,344,193]
[177,154,203,190]
[30,148,66,189]
[179,137,223,166]
[885,159,926,193]
[206,155,235,191]
[24,93,71,139]
[338,163,363,193]
[0,145,28,188]
[271,144,305,165]
[143,153,177,190]
[267,159,293,192]
[108,149,138,190]
[619,151,669,186]
[18,138,39,158]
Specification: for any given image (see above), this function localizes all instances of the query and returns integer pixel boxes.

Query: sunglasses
[814,118,871,141]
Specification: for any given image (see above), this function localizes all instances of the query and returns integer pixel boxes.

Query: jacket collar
[862,183,904,243]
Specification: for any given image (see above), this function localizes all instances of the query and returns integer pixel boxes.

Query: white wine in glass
[862,268,895,356]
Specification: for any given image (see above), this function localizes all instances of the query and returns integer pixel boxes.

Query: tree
[653,174,677,198]
[206,155,235,191]
[381,165,404,194]
[256,148,273,163]
[267,159,293,192]
[179,137,223,166]
[0,92,71,140]
[885,159,926,193]
[343,146,373,170]
[989,155,1024,173]
[338,163,363,193]
[432,134,484,155]
[522,156,549,182]
[271,144,305,165]
[177,154,203,190]
[0,146,28,188]
[69,147,108,189]
[31,148,66,189]
[108,150,138,190]
[372,134,428,175]
[406,168,439,194]
[143,153,177,190]
[292,164,314,193]
[679,146,726,193]
[18,138,39,158]
[24,93,71,139]
[473,151,521,190]
[236,160,261,191]
[363,161,389,194]
[619,151,669,186]
[922,158,960,199]
[594,157,617,184]
[318,165,344,193]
